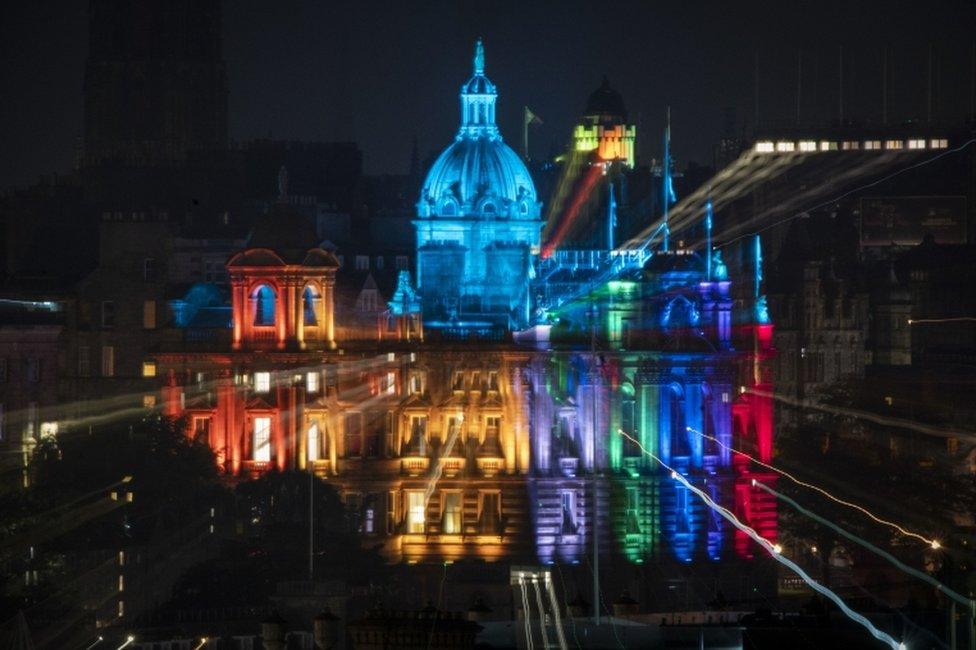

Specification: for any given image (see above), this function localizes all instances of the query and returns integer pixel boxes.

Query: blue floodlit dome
[417,39,540,220]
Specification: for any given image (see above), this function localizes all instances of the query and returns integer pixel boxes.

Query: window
[355,255,369,271]
[101,301,116,328]
[375,256,384,270]
[306,371,319,393]
[396,255,409,270]
[142,361,156,378]
[142,394,156,408]
[625,487,641,535]
[360,289,378,312]
[385,371,395,395]
[254,372,271,393]
[798,140,817,152]
[252,285,276,326]
[303,286,319,325]
[442,492,462,534]
[560,490,577,535]
[407,491,425,533]
[143,258,156,282]
[884,139,903,150]
[775,141,795,152]
[344,412,363,457]
[364,505,375,534]
[452,371,464,391]
[479,492,501,534]
[408,372,423,395]
[482,202,496,215]
[488,371,499,391]
[143,300,156,329]
[387,491,397,534]
[193,417,210,444]
[908,138,926,149]
[930,138,948,149]
[101,346,115,377]
[253,417,271,462]
[864,140,881,150]
[485,416,500,439]
[307,423,320,461]
[26,358,40,383]
[754,141,774,153]
[78,347,90,377]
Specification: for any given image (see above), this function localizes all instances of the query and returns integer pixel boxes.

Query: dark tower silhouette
[83,0,228,167]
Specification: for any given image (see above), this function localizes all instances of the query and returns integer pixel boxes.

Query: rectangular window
[485,416,500,439]
[408,372,423,395]
[374,256,384,270]
[143,300,156,329]
[479,491,501,534]
[560,490,577,534]
[344,412,363,457]
[101,346,115,377]
[442,492,462,534]
[488,371,499,391]
[101,301,116,328]
[307,423,320,461]
[396,255,409,270]
[143,258,156,282]
[306,371,319,394]
[355,255,369,270]
[78,347,90,377]
[407,491,425,533]
[364,505,375,534]
[193,416,211,444]
[142,394,156,408]
[385,371,395,395]
[452,371,464,391]
[386,491,396,534]
[253,417,272,462]
[142,361,156,377]
[254,372,271,393]
[26,358,40,383]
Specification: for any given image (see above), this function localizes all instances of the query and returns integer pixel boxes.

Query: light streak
[543,572,570,650]
[908,317,976,325]
[518,576,534,650]
[423,414,463,507]
[742,387,976,443]
[617,431,906,650]
[754,480,973,612]
[686,425,939,548]
[532,577,554,649]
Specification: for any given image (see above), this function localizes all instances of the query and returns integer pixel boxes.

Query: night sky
[2,0,975,190]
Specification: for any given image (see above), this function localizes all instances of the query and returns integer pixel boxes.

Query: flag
[524,106,543,126]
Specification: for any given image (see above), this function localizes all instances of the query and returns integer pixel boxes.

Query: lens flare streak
[618,431,905,650]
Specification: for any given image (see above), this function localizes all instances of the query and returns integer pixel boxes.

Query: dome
[585,76,627,121]
[417,39,540,220]
[418,137,540,219]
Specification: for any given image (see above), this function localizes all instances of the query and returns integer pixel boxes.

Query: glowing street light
[116,635,135,650]
[85,637,104,650]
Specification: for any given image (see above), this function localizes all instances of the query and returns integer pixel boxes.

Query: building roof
[584,76,627,122]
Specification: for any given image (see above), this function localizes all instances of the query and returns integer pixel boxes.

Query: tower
[572,77,636,167]
[414,40,543,328]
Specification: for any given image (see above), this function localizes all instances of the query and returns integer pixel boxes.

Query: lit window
[798,141,817,152]
[819,141,837,151]
[442,492,462,534]
[252,285,276,326]
[385,371,395,395]
[101,346,115,377]
[775,141,795,152]
[307,423,320,461]
[143,394,156,408]
[864,140,881,150]
[841,141,860,150]
[254,372,271,393]
[355,255,369,271]
[39,422,58,439]
[908,139,926,149]
[142,361,156,377]
[930,138,948,149]
[306,372,319,393]
[560,490,577,534]
[253,417,272,462]
[407,491,425,533]
[754,141,774,153]
[884,140,903,150]
[478,491,501,534]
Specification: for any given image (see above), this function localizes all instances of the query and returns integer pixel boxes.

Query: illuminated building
[153,40,776,569]
[414,40,542,329]
[572,77,636,168]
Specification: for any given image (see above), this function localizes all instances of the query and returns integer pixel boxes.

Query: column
[231,279,245,350]
[638,382,659,471]
[276,281,287,350]
[324,278,336,349]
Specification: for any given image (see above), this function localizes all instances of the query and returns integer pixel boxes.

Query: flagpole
[523,106,529,160]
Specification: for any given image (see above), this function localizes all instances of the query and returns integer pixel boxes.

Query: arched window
[519,202,529,215]
[303,285,320,326]
[441,200,457,216]
[252,284,276,326]
[482,202,496,215]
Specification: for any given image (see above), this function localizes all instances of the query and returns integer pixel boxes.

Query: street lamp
[84,637,104,650]
[116,635,135,650]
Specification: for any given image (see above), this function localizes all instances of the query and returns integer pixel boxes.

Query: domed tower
[415,40,542,328]
[572,77,636,167]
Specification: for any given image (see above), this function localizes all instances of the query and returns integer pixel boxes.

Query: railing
[251,326,277,342]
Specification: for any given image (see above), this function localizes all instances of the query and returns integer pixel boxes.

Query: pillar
[324,279,336,349]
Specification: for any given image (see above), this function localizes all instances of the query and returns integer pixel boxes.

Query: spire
[474,38,485,75]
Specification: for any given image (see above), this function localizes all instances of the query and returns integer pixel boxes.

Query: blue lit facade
[415,40,542,328]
